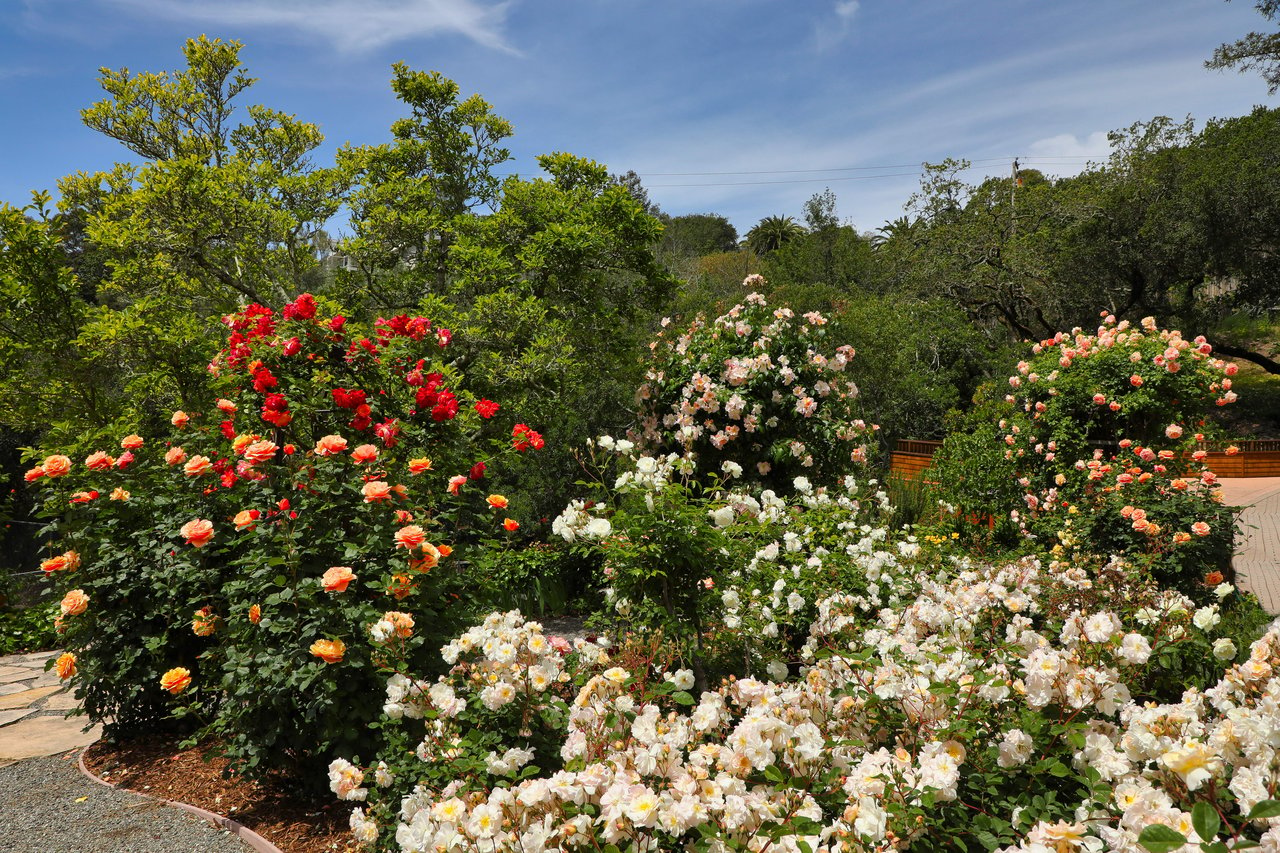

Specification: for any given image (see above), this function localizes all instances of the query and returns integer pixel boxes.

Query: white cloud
[1025,131,1112,165]
[815,0,859,52]
[103,0,519,54]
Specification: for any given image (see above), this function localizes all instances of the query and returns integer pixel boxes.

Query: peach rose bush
[26,293,544,785]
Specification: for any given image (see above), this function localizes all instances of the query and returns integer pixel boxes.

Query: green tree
[745,215,805,256]
[1207,0,1280,93]
[338,65,513,303]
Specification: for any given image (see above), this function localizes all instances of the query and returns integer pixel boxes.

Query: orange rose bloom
[409,542,442,573]
[1205,570,1226,586]
[160,667,192,694]
[40,550,80,574]
[121,434,145,450]
[85,451,115,470]
[487,494,509,509]
[243,440,278,465]
[55,652,77,680]
[1173,531,1192,544]
[351,444,379,464]
[42,454,72,477]
[322,566,357,592]
[110,487,130,501]
[23,465,45,482]
[437,544,453,558]
[447,475,467,495]
[362,481,393,503]
[180,519,215,547]
[503,518,520,532]
[314,435,349,456]
[408,457,433,475]
[248,604,262,624]
[165,446,187,465]
[171,410,190,427]
[233,509,257,530]
[192,607,219,636]
[387,574,414,600]
[384,611,415,638]
[60,589,89,616]
[184,455,212,477]
[394,509,415,524]
[310,638,346,664]
[394,525,426,550]
[216,398,237,413]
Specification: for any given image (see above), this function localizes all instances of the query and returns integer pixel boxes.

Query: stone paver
[0,649,94,768]
[1221,477,1280,614]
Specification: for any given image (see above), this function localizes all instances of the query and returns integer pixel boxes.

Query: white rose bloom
[1215,582,1235,600]
[614,439,635,453]
[721,460,743,479]
[671,669,695,691]
[1118,633,1152,665]
[787,592,806,613]
[792,476,812,494]
[1193,606,1221,632]
[710,506,736,528]
[722,590,741,610]
[997,729,1034,768]
[1213,637,1237,661]
[584,517,613,539]
[766,660,789,681]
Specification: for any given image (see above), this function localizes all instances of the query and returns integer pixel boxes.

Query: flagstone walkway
[1220,477,1280,614]
[0,649,99,766]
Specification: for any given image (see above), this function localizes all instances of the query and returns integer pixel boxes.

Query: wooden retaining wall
[889,439,1280,479]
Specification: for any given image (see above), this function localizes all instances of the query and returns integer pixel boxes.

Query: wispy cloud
[102,0,519,54]
[814,0,859,52]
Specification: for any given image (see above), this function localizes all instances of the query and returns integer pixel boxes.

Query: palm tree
[870,216,917,250]
[745,215,805,256]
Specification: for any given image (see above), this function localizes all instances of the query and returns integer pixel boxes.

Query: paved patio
[1220,477,1280,614]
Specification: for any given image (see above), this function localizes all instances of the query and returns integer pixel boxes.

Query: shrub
[27,294,544,784]
[635,276,875,491]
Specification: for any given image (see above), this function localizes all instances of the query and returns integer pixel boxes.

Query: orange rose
[1205,570,1225,586]
[171,410,190,427]
[42,454,72,477]
[55,652,77,680]
[314,434,349,456]
[503,518,520,532]
[60,589,89,616]
[409,541,441,572]
[192,606,219,636]
[310,638,346,664]
[448,475,467,495]
[387,574,414,600]
[85,450,115,470]
[384,611,414,638]
[487,494,509,509]
[165,446,187,466]
[243,440,278,465]
[40,550,80,574]
[1191,521,1211,537]
[437,544,453,558]
[233,509,259,531]
[351,444,379,464]
[184,455,212,477]
[23,465,45,482]
[394,509,415,524]
[322,566,357,593]
[394,525,426,550]
[121,434,145,450]
[362,481,393,503]
[180,519,215,547]
[408,457,433,475]
[216,398,237,413]
[110,487,131,501]
[160,667,192,694]
[248,604,262,624]
[1173,531,1192,544]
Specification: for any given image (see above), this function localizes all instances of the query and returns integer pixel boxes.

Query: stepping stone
[0,686,60,711]
[0,683,31,697]
[0,708,36,727]
[31,671,63,688]
[0,715,100,762]
[0,667,32,684]
[41,691,81,711]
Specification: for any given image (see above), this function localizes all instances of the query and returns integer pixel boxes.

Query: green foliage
[1207,0,1280,93]
[0,603,59,655]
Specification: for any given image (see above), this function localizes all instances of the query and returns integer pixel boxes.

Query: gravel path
[0,752,251,853]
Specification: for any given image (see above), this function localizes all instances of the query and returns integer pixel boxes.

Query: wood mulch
[82,736,360,853]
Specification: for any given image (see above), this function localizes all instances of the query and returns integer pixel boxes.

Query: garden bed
[82,736,358,853]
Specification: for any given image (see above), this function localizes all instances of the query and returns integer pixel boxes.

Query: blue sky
[1,0,1275,236]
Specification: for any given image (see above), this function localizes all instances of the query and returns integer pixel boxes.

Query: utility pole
[1010,158,1020,237]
